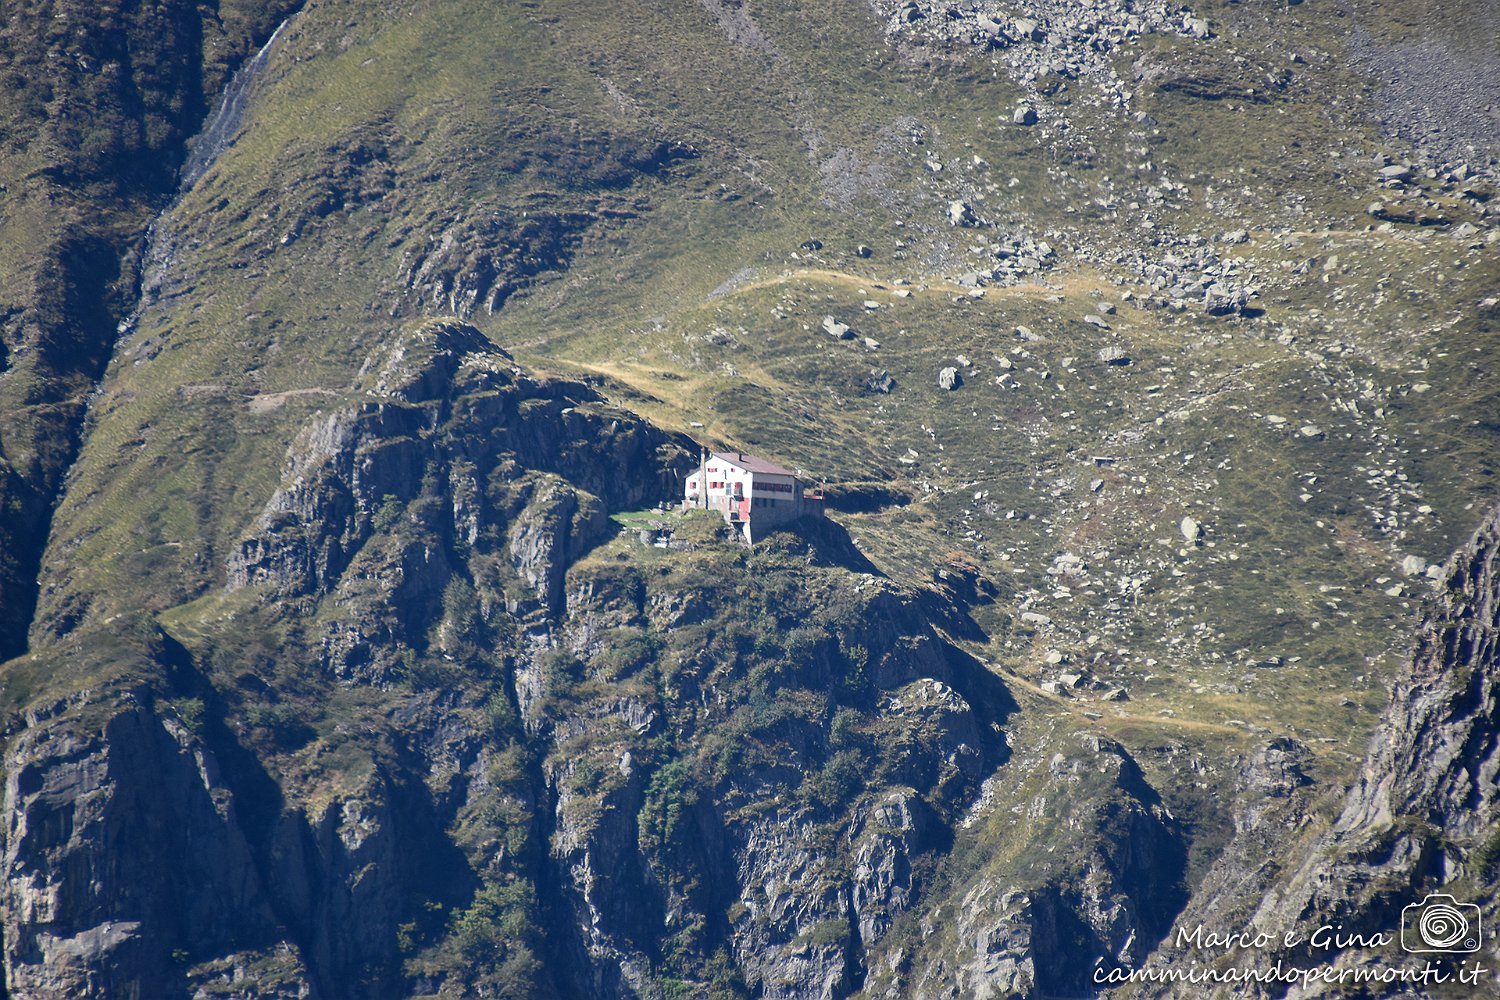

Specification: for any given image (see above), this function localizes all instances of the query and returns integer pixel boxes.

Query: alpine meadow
[0,1,1497,998]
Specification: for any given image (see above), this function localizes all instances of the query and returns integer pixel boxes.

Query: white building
[683,451,824,542]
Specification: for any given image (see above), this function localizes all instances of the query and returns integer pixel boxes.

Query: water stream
[180,17,293,190]
[118,14,297,343]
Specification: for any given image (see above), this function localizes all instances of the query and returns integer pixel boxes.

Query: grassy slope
[478,0,1498,761]
[0,0,304,656]
[4,0,1497,990]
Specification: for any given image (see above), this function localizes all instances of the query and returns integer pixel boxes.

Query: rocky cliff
[1129,504,1500,996]
[1260,503,1500,990]
[536,539,1018,999]
[0,0,1497,997]
[0,319,695,998]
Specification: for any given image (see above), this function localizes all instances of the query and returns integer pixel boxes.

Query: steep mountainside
[0,1,1496,997]
[1259,501,1500,992]
[1121,502,1500,998]
[0,0,302,659]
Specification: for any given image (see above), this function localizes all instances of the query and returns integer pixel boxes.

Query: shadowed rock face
[0,666,455,1000]
[1,0,1497,997]
[226,321,682,608]
[0,325,696,998]
[226,321,690,690]
[529,533,1022,1000]
[0,496,1023,998]
[3,702,270,997]
[1337,510,1499,839]
[902,732,1189,1000]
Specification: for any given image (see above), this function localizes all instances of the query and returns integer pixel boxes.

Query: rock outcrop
[2,694,278,997]
[534,548,1014,1000]
[227,320,688,684]
[0,621,473,999]
[1133,504,1500,996]
[900,733,1189,1000]
[1257,504,1500,984]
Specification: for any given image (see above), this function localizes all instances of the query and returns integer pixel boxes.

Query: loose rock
[822,316,854,339]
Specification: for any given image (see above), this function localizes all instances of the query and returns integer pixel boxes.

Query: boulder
[1013,17,1042,42]
[1204,282,1249,316]
[948,200,978,226]
[822,315,854,339]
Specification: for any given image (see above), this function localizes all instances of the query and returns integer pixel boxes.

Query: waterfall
[178,17,292,190]
[117,14,298,343]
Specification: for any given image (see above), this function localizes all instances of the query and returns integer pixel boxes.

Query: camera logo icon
[1401,894,1482,953]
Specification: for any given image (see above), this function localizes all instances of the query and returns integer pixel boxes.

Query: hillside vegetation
[0,1,1495,997]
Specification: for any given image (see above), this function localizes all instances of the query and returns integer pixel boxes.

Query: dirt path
[722,264,1069,300]
[246,387,340,414]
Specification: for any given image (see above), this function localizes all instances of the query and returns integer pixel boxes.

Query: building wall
[684,462,824,543]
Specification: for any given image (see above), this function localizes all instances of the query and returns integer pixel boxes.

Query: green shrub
[812,750,864,809]
[482,691,519,741]
[829,708,863,751]
[1472,829,1500,882]
[593,627,660,679]
[752,628,783,658]
[372,494,403,532]
[243,702,315,749]
[783,626,825,664]
[442,576,480,640]
[403,651,461,692]
[450,880,538,959]
[169,697,206,734]
[807,918,850,948]
[542,649,587,705]
[640,757,699,856]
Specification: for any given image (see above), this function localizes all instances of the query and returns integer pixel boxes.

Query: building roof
[712,451,797,477]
